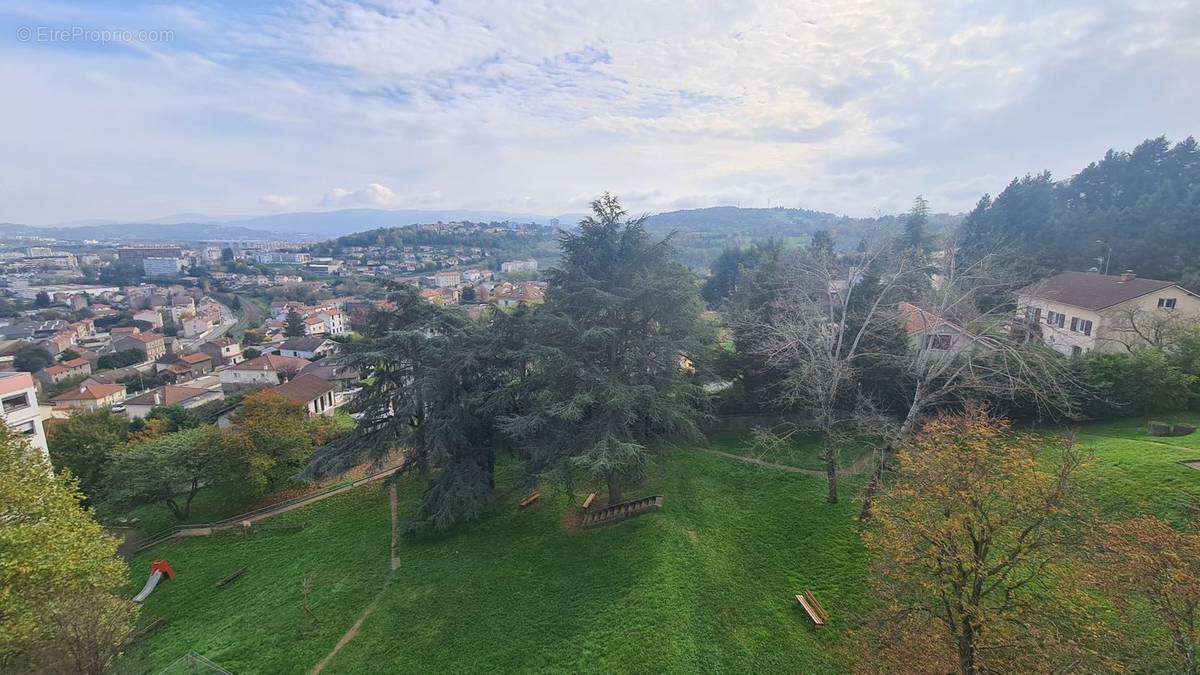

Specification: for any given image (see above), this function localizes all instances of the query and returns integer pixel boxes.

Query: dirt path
[310,483,401,675]
[698,448,873,477]
[389,484,401,571]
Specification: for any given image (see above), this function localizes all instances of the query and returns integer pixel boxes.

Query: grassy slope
[705,431,872,471]
[127,453,866,674]
[125,415,1200,674]
[326,454,865,674]
[1062,413,1200,523]
[116,486,251,537]
[124,488,391,673]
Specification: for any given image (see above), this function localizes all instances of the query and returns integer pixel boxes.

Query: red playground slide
[132,560,175,603]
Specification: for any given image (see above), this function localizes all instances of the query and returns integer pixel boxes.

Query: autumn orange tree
[857,409,1106,675]
[225,390,348,496]
[1091,516,1200,674]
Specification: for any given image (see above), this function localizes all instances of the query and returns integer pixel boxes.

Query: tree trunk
[165,498,182,520]
[858,444,892,521]
[182,479,200,520]
[898,381,924,440]
[823,437,838,505]
[607,469,622,506]
[958,621,977,675]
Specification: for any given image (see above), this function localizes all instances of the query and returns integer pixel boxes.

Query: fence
[129,463,402,556]
[157,651,232,675]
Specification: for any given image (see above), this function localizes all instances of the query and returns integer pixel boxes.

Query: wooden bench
[215,567,247,589]
[581,493,597,510]
[519,491,541,508]
[796,590,828,627]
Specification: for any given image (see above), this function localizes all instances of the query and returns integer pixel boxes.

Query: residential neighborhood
[4,3,1199,672]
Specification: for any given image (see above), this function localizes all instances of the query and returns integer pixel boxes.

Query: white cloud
[259,193,295,208]
[321,183,399,208]
[0,0,1196,223]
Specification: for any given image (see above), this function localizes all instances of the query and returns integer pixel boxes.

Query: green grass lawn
[1054,413,1200,524]
[126,452,866,673]
[124,415,1200,674]
[111,486,253,538]
[705,430,874,471]
[123,488,392,674]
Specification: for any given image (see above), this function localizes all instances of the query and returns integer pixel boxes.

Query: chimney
[154,389,162,405]
[1119,270,1136,283]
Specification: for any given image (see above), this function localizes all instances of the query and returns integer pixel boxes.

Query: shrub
[1073,350,1194,419]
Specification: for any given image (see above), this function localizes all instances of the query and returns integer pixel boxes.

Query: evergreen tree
[809,229,835,257]
[701,240,781,308]
[958,136,1200,284]
[285,307,306,337]
[308,289,524,530]
[901,195,929,252]
[502,194,710,505]
[33,291,50,309]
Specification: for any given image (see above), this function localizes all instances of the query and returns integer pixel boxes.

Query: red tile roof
[125,385,211,407]
[271,374,335,404]
[51,383,124,402]
[232,354,310,372]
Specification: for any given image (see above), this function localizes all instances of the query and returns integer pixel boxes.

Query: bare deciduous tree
[735,229,914,504]
[854,228,1085,519]
[1096,304,1200,353]
[896,227,1080,436]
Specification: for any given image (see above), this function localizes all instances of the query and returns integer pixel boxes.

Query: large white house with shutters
[1015,271,1200,357]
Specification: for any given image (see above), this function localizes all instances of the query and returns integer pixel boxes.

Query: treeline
[644,205,961,269]
[961,136,1200,285]
[308,222,558,258]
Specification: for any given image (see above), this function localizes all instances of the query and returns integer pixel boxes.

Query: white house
[124,385,223,420]
[899,302,997,360]
[49,382,126,412]
[315,310,349,336]
[501,259,538,274]
[435,270,461,288]
[276,336,339,360]
[0,372,48,460]
[182,315,213,339]
[1015,271,1200,357]
[270,374,337,416]
[200,337,243,366]
[133,309,164,328]
[218,353,310,391]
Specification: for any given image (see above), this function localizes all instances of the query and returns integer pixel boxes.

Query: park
[120,414,1200,673]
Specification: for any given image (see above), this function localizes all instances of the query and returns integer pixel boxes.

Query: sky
[0,0,1197,225]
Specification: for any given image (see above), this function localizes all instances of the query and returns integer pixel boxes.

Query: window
[1158,297,1177,310]
[1071,346,1083,357]
[2,393,30,413]
[1024,306,1042,323]
[925,334,952,350]
[1069,318,1093,336]
[1046,311,1065,328]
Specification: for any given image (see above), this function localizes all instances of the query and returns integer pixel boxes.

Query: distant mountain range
[0,205,961,244]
